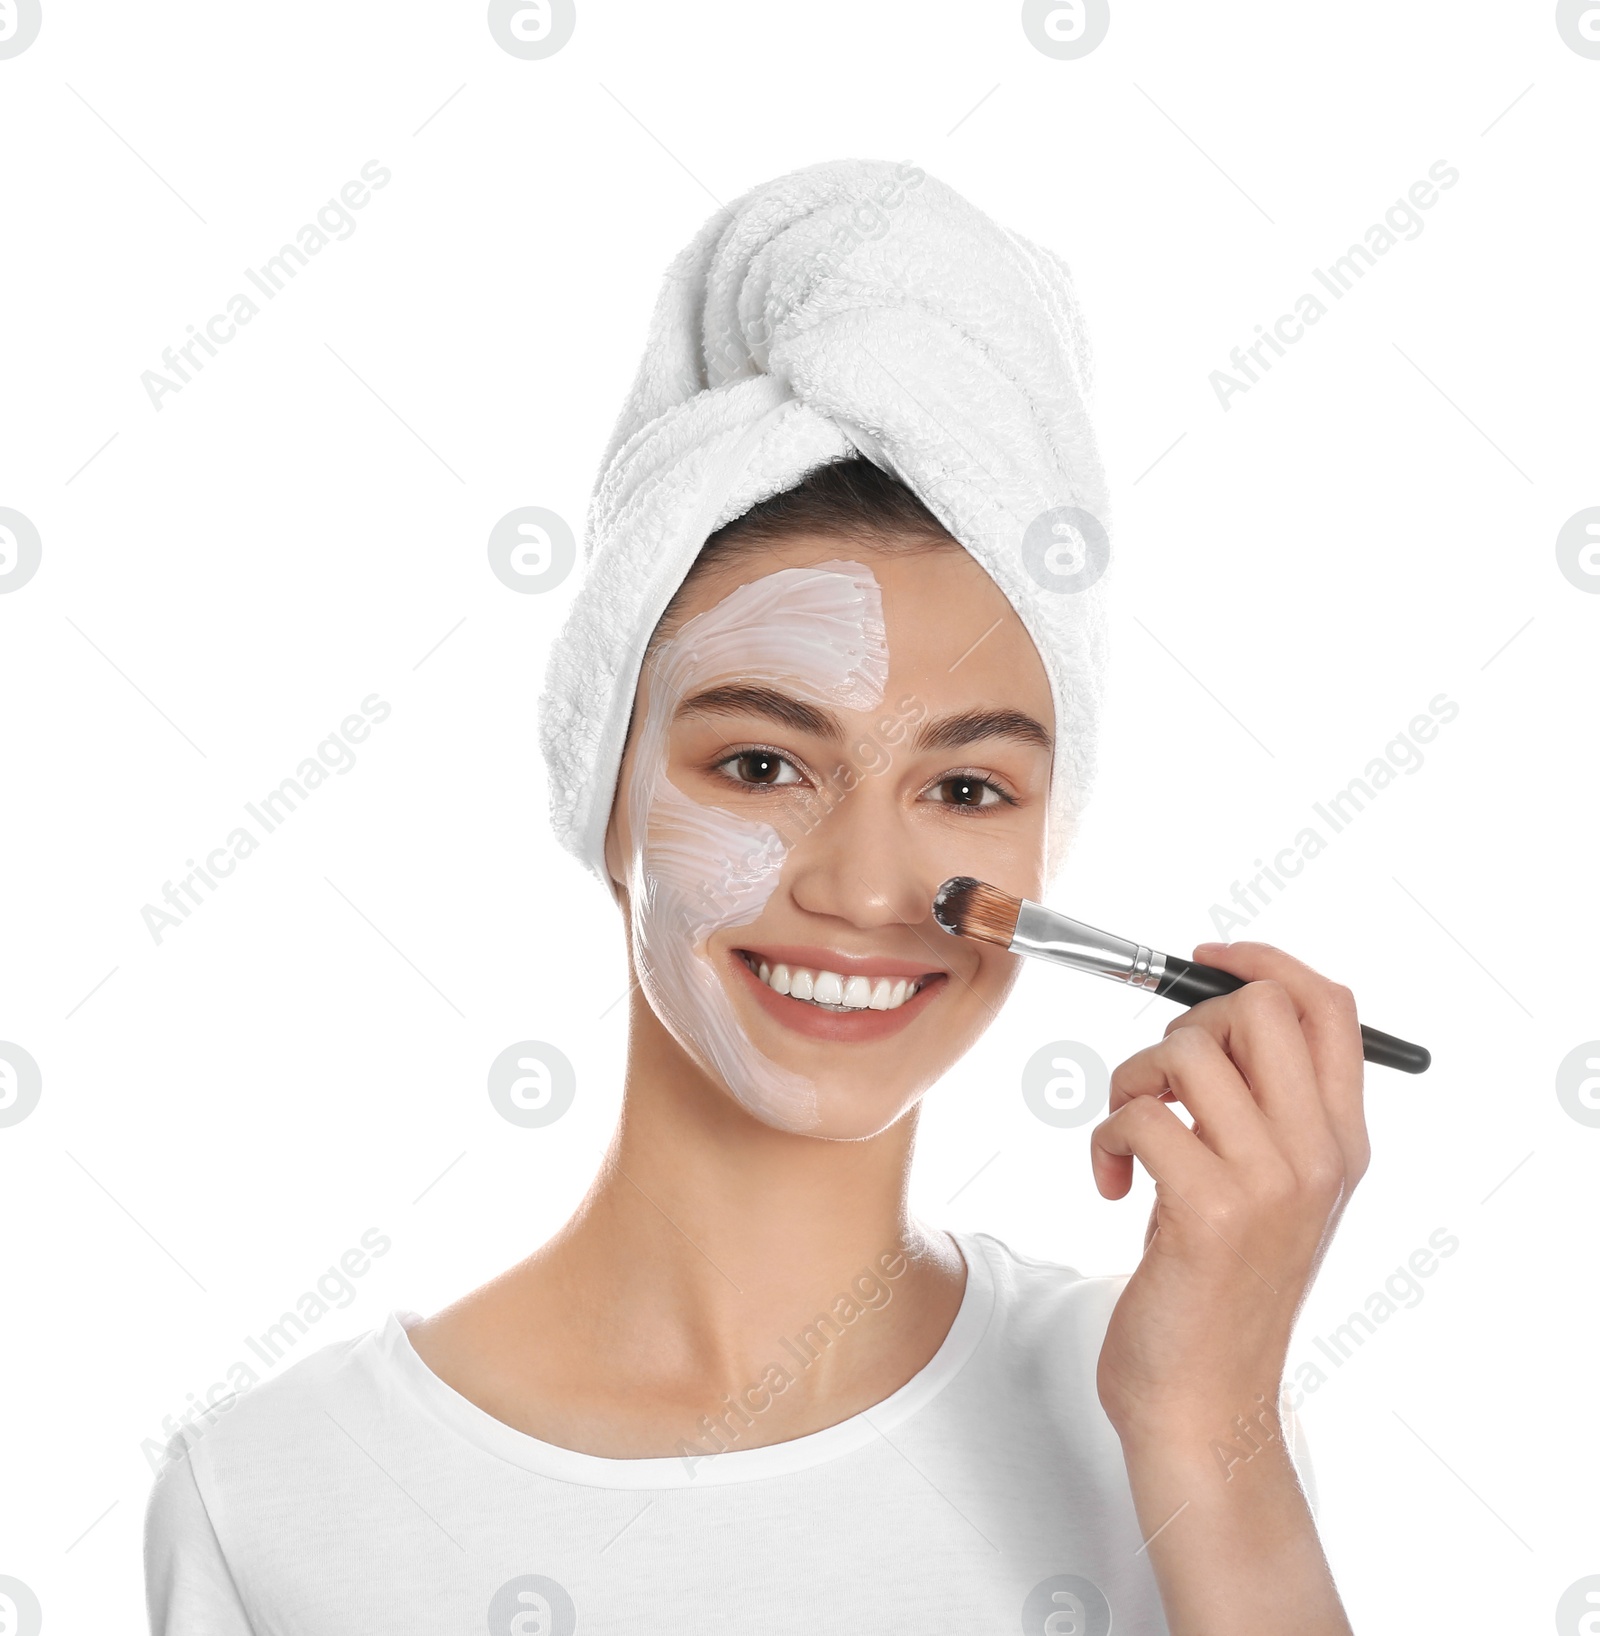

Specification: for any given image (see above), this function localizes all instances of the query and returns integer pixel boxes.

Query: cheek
[603,561,897,1132]
[624,778,820,1129]
[639,777,789,945]
[975,943,1025,1002]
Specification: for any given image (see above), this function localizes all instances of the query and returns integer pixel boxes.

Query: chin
[634,934,1004,1140]
[700,1058,937,1142]
[778,1081,931,1142]
[691,1043,936,1142]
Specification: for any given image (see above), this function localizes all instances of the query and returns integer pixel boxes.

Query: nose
[783,774,936,931]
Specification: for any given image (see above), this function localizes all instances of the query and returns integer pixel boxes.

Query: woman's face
[604,534,1055,1141]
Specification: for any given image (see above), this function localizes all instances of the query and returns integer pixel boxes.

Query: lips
[727,944,948,1043]
[736,944,941,980]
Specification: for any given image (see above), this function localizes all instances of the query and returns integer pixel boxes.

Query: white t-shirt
[144,1231,1314,1634]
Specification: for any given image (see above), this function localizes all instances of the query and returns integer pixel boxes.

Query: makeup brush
[933,876,1430,1075]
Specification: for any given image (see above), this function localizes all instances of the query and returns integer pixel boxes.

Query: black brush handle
[1155,956,1431,1075]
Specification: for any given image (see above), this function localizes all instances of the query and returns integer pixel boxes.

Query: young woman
[146,168,1365,1635]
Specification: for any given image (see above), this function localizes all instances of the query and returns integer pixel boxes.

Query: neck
[552,989,954,1386]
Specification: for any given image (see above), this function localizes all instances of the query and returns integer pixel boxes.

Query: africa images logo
[0,0,43,58]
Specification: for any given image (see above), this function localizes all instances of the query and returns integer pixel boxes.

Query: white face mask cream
[623,560,889,1131]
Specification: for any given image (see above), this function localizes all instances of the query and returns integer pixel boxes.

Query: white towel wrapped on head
[539,157,1113,886]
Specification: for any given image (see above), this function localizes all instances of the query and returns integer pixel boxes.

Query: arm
[1118,1411,1337,1632]
[1091,940,1368,1634]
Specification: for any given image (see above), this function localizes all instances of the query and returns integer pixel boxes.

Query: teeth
[742,955,926,1013]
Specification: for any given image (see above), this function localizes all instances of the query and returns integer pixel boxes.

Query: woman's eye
[719,750,802,787]
[930,775,1006,809]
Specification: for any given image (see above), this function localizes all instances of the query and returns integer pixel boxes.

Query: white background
[1,2,1595,1630]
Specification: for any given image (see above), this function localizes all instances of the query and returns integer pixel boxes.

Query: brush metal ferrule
[1011,900,1168,992]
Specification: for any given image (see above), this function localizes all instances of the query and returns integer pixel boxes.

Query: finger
[1190,940,1368,1176]
[1162,992,1343,1189]
[1161,978,1322,1123]
[1091,1090,1220,1201]
[1110,1025,1282,1169]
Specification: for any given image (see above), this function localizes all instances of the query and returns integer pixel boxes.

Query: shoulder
[145,1317,399,1542]
[958,1231,1128,1378]
[932,1232,1133,1480]
[963,1229,1128,1325]
[144,1317,416,1629]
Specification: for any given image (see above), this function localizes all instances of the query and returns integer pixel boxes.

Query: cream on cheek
[624,562,889,1132]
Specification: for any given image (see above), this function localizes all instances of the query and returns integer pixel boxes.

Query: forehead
[655,533,1053,722]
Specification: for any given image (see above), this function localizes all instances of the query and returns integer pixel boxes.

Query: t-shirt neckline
[379,1230,997,1489]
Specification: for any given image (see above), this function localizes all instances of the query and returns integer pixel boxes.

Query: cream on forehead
[623,561,888,1131]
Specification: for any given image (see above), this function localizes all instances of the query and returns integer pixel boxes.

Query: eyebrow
[675,684,1052,752]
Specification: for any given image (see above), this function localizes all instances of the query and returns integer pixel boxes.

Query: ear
[603,781,634,895]
[603,817,625,891]
[604,701,641,894]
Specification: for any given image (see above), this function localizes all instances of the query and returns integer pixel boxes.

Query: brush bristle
[932,876,1021,948]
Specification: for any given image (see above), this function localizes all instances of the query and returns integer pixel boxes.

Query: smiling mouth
[735,951,934,1013]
